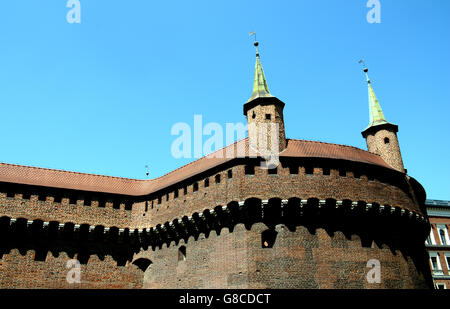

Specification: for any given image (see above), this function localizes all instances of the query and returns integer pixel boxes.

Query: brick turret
[361,67,406,173]
[243,41,286,159]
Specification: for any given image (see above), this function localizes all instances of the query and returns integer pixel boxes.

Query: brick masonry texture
[246,103,287,152]
[140,223,430,289]
[0,156,431,289]
[0,249,143,288]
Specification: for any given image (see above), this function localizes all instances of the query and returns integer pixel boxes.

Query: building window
[440,229,447,245]
[384,137,390,144]
[429,252,443,276]
[166,193,169,201]
[245,165,255,175]
[445,255,450,271]
[174,189,179,199]
[353,170,361,179]
[193,182,198,192]
[437,225,449,245]
[427,229,436,245]
[38,194,46,202]
[157,196,162,204]
[322,167,330,176]
[183,186,188,195]
[227,170,233,179]
[252,111,256,119]
[265,114,271,120]
[436,283,446,289]
[125,201,133,211]
[6,191,15,198]
[215,174,221,184]
[204,178,209,187]
[113,200,121,209]
[178,246,186,261]
[145,201,148,212]
[430,256,439,270]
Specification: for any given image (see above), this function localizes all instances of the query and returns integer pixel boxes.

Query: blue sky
[0,0,448,200]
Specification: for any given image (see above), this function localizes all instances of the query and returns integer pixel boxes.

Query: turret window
[265,114,271,120]
[384,137,390,144]
[252,112,256,119]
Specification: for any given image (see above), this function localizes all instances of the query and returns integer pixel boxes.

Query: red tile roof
[0,138,392,196]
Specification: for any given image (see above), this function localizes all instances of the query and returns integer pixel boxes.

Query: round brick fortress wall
[131,160,426,229]
[140,223,430,289]
[0,156,432,288]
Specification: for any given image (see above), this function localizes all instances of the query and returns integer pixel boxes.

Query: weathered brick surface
[0,249,143,288]
[137,163,424,229]
[0,157,430,289]
[365,128,405,173]
[140,223,430,289]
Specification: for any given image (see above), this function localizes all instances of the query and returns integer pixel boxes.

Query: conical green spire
[364,68,389,128]
[247,41,273,102]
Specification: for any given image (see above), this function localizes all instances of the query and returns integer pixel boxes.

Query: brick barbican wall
[245,104,287,152]
[0,159,430,288]
[0,249,143,288]
[132,162,423,229]
[140,223,430,289]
